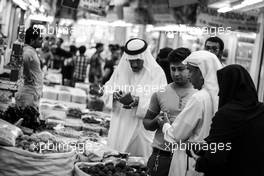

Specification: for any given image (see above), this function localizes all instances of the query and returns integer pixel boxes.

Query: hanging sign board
[196,7,259,33]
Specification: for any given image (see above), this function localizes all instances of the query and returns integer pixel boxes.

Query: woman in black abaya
[195,64,264,176]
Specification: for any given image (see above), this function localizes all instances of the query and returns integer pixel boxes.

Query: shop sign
[153,14,175,24]
[196,7,259,33]
[152,3,198,25]
[78,0,109,16]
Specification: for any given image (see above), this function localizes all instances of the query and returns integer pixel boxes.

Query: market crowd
[37,30,124,87]
[16,26,264,176]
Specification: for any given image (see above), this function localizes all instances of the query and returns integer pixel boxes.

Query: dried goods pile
[80,161,148,176]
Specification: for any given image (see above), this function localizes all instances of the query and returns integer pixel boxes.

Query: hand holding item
[119,92,133,105]
[123,95,139,109]
[113,90,124,101]
[156,111,170,127]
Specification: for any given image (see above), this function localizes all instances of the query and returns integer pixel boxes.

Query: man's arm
[143,92,161,131]
[162,95,203,143]
[143,110,160,131]
[23,53,33,82]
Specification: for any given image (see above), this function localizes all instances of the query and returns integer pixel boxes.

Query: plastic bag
[0,119,22,146]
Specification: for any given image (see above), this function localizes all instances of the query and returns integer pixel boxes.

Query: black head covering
[217,64,259,108]
[206,64,264,142]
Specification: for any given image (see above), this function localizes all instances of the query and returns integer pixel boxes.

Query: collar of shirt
[24,44,37,52]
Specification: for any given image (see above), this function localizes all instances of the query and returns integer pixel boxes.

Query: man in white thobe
[102,38,167,160]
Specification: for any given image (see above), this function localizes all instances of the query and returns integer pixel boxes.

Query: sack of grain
[0,146,77,176]
[0,119,22,146]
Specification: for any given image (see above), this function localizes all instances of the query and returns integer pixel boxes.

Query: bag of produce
[0,119,22,146]
[0,146,76,176]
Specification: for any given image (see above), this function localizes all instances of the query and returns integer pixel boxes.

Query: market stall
[0,79,149,176]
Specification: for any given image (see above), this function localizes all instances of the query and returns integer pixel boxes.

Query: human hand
[123,96,139,109]
[155,111,170,128]
[190,149,200,161]
[113,90,123,101]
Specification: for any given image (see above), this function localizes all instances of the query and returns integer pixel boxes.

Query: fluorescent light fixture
[218,0,264,13]
[218,6,232,13]
[110,20,133,27]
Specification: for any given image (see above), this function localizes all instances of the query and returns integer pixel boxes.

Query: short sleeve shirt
[148,83,197,151]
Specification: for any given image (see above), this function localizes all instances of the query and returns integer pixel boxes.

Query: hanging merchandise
[6,25,25,71]
[0,32,7,74]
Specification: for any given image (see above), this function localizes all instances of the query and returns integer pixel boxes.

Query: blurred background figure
[87,43,104,84]
[62,45,77,86]
[102,44,120,85]
[204,36,225,64]
[73,45,89,85]
[39,36,53,70]
[156,47,173,84]
[51,38,72,85]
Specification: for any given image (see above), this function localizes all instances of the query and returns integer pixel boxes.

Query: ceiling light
[218,0,264,13]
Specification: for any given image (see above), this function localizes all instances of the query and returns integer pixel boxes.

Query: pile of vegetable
[81,115,101,124]
[15,132,72,154]
[67,108,82,118]
[0,105,41,131]
[80,161,148,176]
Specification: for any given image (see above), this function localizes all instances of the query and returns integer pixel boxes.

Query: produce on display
[1,105,41,130]
[87,97,104,111]
[58,91,72,102]
[67,107,83,118]
[15,132,72,153]
[76,161,148,176]
[82,115,102,124]
[55,127,83,138]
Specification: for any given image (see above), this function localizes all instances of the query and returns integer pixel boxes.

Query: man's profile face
[187,64,204,90]
[205,41,222,60]
[129,59,144,72]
